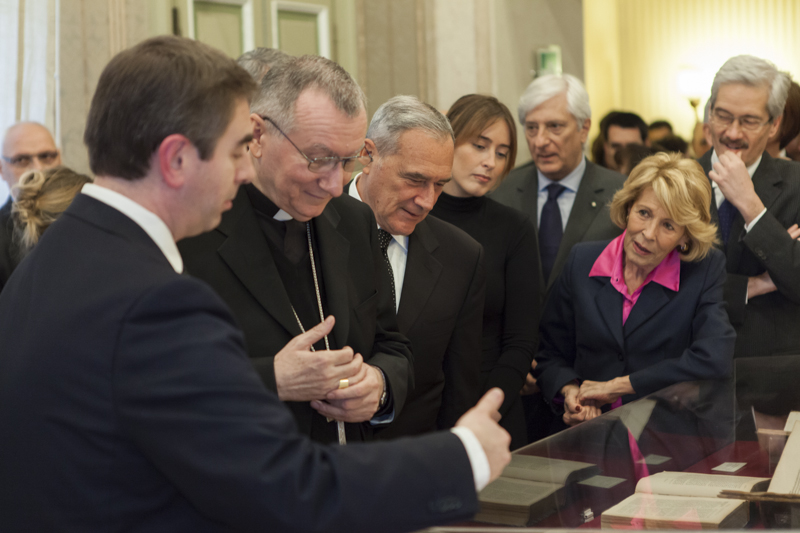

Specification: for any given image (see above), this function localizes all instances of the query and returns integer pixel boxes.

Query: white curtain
[0,0,59,142]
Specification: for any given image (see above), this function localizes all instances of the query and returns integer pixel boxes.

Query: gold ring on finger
[338,378,349,389]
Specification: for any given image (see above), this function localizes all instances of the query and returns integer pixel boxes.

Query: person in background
[699,54,800,359]
[614,144,658,176]
[654,134,690,157]
[11,166,91,257]
[430,94,539,449]
[536,153,734,427]
[0,122,62,290]
[691,101,712,159]
[491,74,625,440]
[237,47,290,83]
[765,78,800,160]
[648,120,674,144]
[601,111,649,172]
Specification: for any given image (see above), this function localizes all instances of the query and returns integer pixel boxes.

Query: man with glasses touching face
[0,122,62,290]
[179,55,413,444]
[699,55,800,359]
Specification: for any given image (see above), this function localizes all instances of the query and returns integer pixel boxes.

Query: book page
[769,421,800,494]
[501,454,596,485]
[635,472,769,498]
[479,478,560,506]
[784,412,800,433]
[603,493,743,523]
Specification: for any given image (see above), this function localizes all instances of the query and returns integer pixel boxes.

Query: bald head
[1,122,61,192]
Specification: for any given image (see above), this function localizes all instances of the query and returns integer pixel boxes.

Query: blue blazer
[536,240,735,406]
[0,195,478,532]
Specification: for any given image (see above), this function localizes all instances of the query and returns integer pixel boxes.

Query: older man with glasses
[0,122,62,290]
[698,55,800,359]
[179,55,414,446]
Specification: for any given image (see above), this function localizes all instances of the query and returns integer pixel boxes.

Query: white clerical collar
[273,209,293,221]
[537,156,586,193]
[80,183,184,273]
[710,149,762,179]
[348,174,408,251]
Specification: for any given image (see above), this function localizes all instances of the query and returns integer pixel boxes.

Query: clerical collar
[244,183,293,221]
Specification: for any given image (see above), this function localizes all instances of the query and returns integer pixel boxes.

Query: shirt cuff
[369,408,394,425]
[450,426,491,492]
[744,207,767,232]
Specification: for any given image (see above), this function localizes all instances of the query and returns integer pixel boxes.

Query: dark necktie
[539,183,566,283]
[378,229,397,309]
[717,199,739,245]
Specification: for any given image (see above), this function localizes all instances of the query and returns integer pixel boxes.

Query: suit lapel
[623,283,672,338]
[551,162,605,290]
[595,280,625,352]
[396,220,442,333]
[315,203,351,349]
[216,189,300,337]
[517,166,541,226]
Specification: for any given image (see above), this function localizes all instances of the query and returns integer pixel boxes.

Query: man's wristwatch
[377,367,388,408]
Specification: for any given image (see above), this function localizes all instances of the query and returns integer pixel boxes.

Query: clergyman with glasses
[0,122,62,290]
[490,73,625,439]
[698,54,800,359]
[178,55,414,445]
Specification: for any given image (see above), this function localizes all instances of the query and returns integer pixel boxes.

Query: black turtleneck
[430,192,540,423]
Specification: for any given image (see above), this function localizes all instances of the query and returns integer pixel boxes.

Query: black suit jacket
[0,197,20,291]
[369,205,486,438]
[536,240,735,405]
[490,158,625,293]
[699,151,800,358]
[0,193,478,532]
[178,188,412,442]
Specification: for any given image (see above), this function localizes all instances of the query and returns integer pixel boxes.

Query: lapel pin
[591,201,597,208]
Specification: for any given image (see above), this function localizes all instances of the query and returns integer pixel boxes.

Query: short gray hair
[367,95,454,156]
[710,55,790,120]
[237,47,290,82]
[517,74,591,127]
[251,55,366,133]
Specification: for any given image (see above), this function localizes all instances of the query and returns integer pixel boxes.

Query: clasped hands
[273,316,384,423]
[560,376,634,427]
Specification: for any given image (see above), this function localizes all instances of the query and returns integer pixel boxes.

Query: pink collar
[589,231,681,294]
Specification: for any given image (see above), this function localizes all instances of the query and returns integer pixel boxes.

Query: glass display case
[429,354,800,531]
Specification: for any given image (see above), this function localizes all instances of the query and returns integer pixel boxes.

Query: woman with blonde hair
[535,153,735,427]
[430,94,539,449]
[12,166,91,253]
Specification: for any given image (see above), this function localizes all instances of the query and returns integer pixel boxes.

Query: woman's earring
[680,243,688,253]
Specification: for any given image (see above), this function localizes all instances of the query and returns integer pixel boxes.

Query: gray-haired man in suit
[491,74,625,439]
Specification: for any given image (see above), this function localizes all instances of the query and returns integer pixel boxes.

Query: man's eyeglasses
[1,151,59,169]
[260,115,371,173]
[710,109,771,132]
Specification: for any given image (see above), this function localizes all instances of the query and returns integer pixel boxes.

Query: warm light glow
[677,67,706,100]
[584,0,800,143]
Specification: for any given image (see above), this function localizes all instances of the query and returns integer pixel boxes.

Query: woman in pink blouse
[535,153,735,427]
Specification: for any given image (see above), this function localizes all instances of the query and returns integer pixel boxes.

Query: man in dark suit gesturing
[179,55,412,444]
[0,36,511,532]
[699,55,800,358]
[347,95,486,437]
[491,74,625,439]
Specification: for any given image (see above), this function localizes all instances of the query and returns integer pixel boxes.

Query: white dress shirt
[81,183,183,273]
[348,175,408,312]
[347,175,491,491]
[537,156,587,230]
